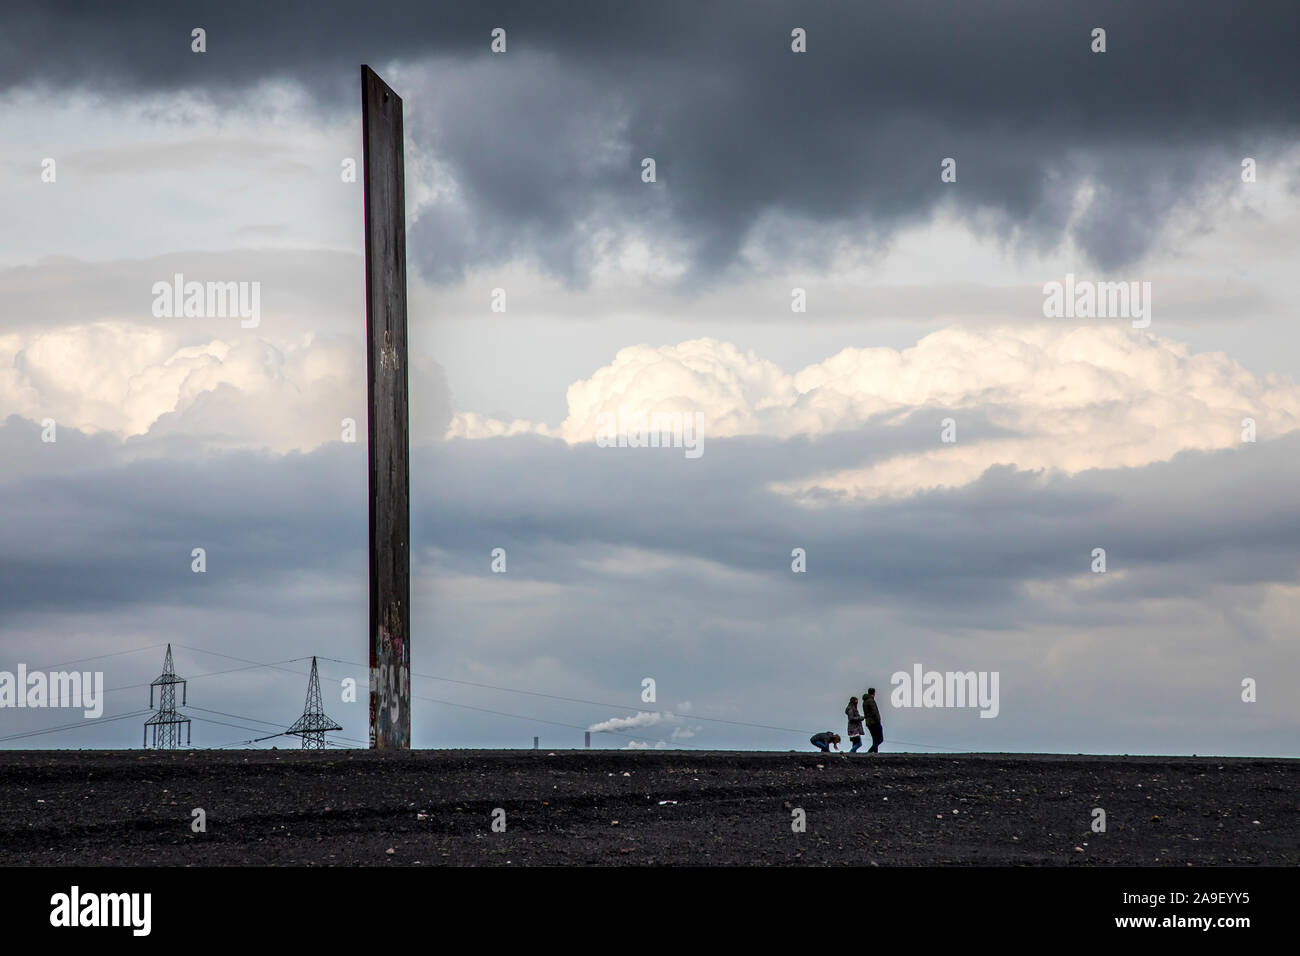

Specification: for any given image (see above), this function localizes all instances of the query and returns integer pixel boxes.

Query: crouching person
[810,731,841,752]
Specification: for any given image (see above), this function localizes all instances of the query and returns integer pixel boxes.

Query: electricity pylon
[286,657,342,749]
[144,643,191,748]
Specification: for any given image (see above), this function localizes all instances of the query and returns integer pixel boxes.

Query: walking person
[809,731,841,752]
[862,687,884,753]
[844,696,865,753]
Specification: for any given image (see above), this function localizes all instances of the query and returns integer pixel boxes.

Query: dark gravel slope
[0,750,1294,866]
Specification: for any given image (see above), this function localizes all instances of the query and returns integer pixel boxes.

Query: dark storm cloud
[4,1,1297,282]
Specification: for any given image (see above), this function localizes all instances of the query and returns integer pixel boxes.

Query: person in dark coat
[862,687,884,753]
[810,731,841,752]
[844,696,865,752]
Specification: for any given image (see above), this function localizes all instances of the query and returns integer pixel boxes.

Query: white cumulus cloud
[450,325,1300,501]
[0,321,458,453]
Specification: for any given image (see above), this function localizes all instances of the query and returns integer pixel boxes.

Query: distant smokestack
[533,736,539,750]
[585,731,591,748]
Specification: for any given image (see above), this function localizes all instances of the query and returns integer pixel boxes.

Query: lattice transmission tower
[286,656,342,749]
[144,643,191,748]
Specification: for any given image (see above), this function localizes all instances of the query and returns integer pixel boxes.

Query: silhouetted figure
[862,687,884,753]
[810,731,841,752]
[845,696,864,752]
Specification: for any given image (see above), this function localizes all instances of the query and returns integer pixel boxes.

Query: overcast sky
[1,1,1298,755]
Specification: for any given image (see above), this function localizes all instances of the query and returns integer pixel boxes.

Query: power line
[186,706,365,747]
[173,645,317,679]
[103,658,311,694]
[186,705,284,728]
[189,715,283,737]
[0,709,154,743]
[30,642,170,673]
